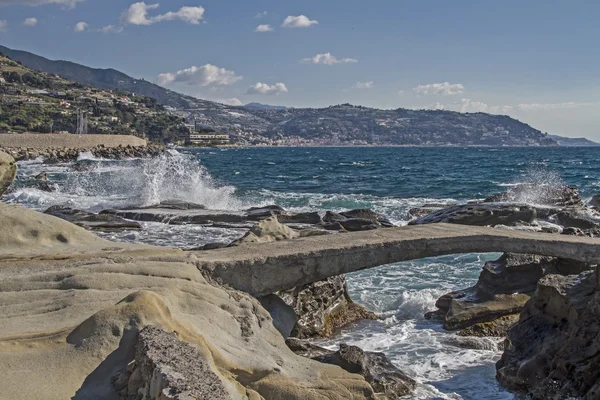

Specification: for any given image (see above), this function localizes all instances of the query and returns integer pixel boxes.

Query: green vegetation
[0,52,188,143]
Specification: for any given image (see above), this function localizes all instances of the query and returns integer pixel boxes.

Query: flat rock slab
[104,208,249,225]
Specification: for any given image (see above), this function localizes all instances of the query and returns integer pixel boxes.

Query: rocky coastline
[2,149,600,399]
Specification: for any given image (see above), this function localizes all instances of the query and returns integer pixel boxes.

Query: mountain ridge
[0,45,561,146]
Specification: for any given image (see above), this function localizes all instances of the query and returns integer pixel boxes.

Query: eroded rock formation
[0,150,16,197]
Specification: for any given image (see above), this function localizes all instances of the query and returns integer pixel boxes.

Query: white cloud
[247,82,288,95]
[120,2,205,26]
[222,97,243,106]
[515,102,597,111]
[0,20,6,32]
[0,0,83,7]
[254,11,267,18]
[302,52,357,65]
[352,81,373,89]
[157,64,242,87]
[414,82,465,96]
[23,17,38,26]
[426,98,512,114]
[281,15,318,28]
[398,90,405,94]
[73,21,88,32]
[99,24,123,33]
[255,24,273,32]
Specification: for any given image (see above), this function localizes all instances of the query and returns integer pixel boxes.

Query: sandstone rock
[258,294,297,338]
[409,203,537,226]
[496,271,599,399]
[114,326,230,400]
[444,293,530,330]
[45,205,142,231]
[0,151,16,197]
[316,344,417,399]
[231,216,299,245]
[0,204,377,399]
[277,275,377,338]
[285,338,334,359]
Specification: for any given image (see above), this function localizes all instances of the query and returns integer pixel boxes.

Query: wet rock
[458,314,520,337]
[549,209,600,230]
[444,335,504,351]
[316,344,417,399]
[339,218,381,231]
[409,203,537,226]
[71,162,93,172]
[0,151,16,197]
[434,253,594,332]
[409,204,452,218]
[285,338,334,359]
[34,172,48,181]
[277,275,377,338]
[141,200,206,210]
[45,206,142,231]
[245,205,284,220]
[321,221,346,231]
[340,209,395,227]
[323,211,347,223]
[496,271,599,399]
[590,193,600,208]
[484,184,582,207]
[35,181,58,192]
[278,211,322,224]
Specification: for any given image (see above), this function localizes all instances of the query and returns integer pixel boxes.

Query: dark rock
[323,211,347,223]
[71,162,93,172]
[245,205,284,220]
[340,209,395,227]
[285,338,334,359]
[409,204,451,218]
[484,184,582,207]
[277,275,377,338]
[458,314,520,337]
[34,172,48,180]
[141,200,206,210]
[258,294,297,338]
[192,242,229,251]
[320,222,346,231]
[338,218,381,231]
[35,181,58,192]
[590,193,600,208]
[409,203,537,226]
[550,209,600,230]
[317,344,416,399]
[433,253,594,332]
[496,271,599,399]
[278,211,322,224]
[45,206,142,231]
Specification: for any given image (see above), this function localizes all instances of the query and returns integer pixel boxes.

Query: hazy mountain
[243,102,288,111]
[0,45,560,147]
[547,135,600,147]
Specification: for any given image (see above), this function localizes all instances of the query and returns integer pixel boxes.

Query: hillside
[1,45,558,147]
[547,135,600,147]
[0,52,187,142]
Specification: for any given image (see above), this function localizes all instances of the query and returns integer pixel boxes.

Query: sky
[0,0,599,139]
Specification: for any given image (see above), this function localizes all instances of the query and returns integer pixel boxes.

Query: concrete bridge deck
[194,223,600,297]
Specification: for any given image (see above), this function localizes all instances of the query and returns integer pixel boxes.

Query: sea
[6,146,600,400]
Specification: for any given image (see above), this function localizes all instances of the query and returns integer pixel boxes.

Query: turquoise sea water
[8,146,600,399]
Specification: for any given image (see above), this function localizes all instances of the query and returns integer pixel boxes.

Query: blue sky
[0,0,599,139]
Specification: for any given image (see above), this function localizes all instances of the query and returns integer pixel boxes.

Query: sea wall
[0,133,146,149]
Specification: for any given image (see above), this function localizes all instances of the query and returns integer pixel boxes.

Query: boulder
[230,216,299,245]
[433,253,594,332]
[113,326,230,400]
[590,193,600,208]
[277,275,377,338]
[45,206,142,231]
[34,172,48,181]
[316,344,417,399]
[549,209,600,230]
[339,218,381,232]
[340,209,395,227]
[278,211,322,224]
[496,271,599,399]
[409,203,537,226]
[0,151,16,197]
[258,294,297,338]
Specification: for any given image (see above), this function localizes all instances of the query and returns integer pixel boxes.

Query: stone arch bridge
[196,223,600,297]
